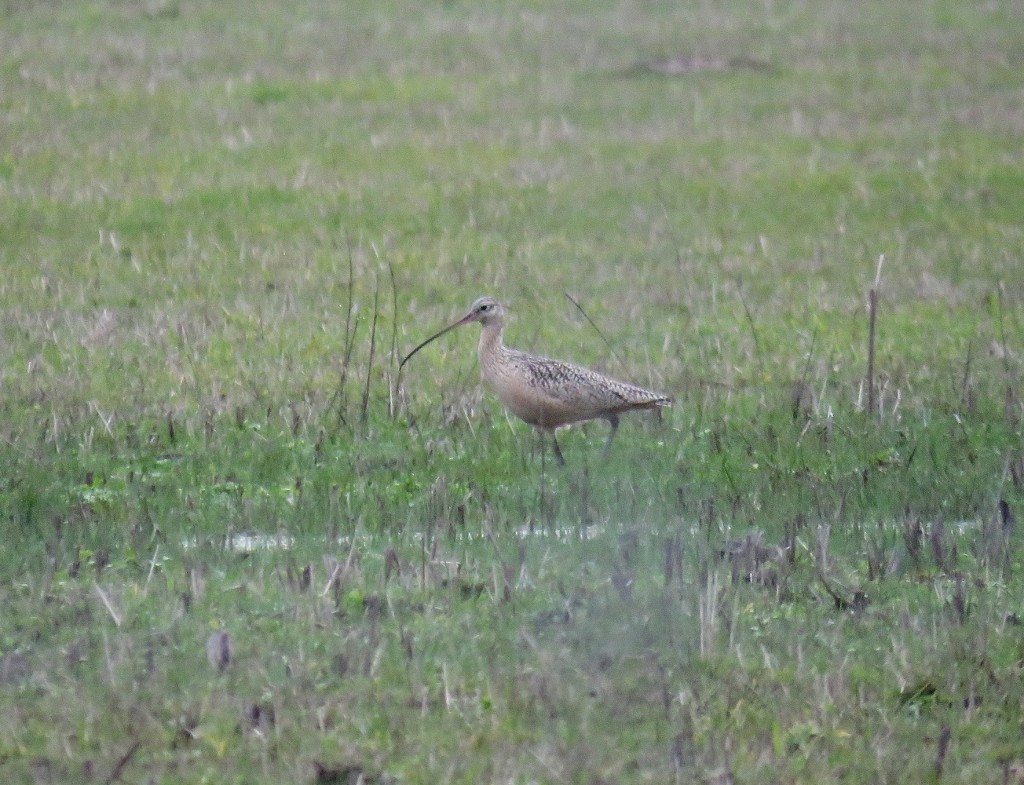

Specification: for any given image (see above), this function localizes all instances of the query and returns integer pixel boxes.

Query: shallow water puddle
[182,523,608,552]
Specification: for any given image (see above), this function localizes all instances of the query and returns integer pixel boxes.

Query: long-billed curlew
[400,296,671,464]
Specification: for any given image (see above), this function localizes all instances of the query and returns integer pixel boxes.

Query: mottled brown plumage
[401,296,671,464]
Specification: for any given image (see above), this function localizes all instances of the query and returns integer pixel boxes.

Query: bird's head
[399,295,506,369]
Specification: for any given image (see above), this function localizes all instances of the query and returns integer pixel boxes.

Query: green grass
[2,0,1024,782]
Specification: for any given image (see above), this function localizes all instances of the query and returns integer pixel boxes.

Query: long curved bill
[399,309,475,370]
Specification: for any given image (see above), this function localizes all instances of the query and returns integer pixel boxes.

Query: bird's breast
[480,354,577,429]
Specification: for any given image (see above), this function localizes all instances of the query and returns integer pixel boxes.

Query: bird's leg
[550,431,567,466]
[601,413,620,460]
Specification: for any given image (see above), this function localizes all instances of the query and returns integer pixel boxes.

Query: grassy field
[2,0,1024,782]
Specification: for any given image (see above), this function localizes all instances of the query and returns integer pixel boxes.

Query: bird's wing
[509,352,669,413]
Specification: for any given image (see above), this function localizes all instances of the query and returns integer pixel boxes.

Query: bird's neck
[477,320,505,367]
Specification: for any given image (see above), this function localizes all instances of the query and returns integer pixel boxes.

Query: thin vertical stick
[867,254,884,417]
[995,282,1016,422]
[361,257,381,429]
[958,338,973,407]
[933,725,951,780]
[387,258,399,419]
[330,238,359,432]
[794,325,817,420]
[729,280,767,398]
[737,282,763,375]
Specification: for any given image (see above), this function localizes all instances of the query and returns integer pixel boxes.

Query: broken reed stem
[793,325,818,419]
[387,257,399,419]
[867,254,884,418]
[735,279,767,389]
[958,338,974,409]
[329,238,359,433]
[361,254,382,429]
[737,283,763,368]
[104,740,141,785]
[934,725,951,780]
[995,282,1018,423]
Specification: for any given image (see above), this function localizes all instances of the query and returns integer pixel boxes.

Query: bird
[400,296,671,464]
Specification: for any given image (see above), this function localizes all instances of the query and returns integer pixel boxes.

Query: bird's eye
[479,304,490,311]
